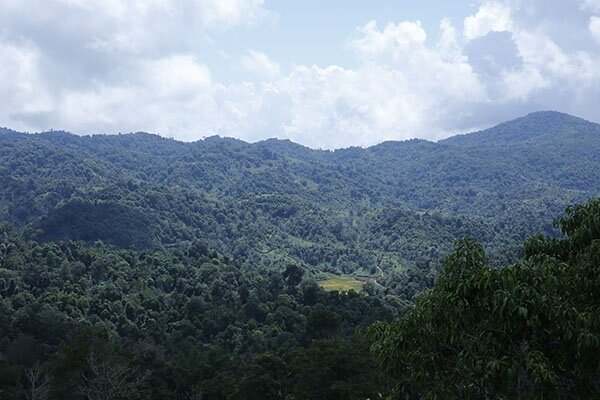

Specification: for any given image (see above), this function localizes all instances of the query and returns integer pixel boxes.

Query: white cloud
[241,50,281,79]
[58,64,213,139]
[220,19,486,148]
[0,40,53,130]
[438,18,464,62]
[2,0,600,148]
[352,20,428,59]
[245,2,600,146]
[501,66,549,101]
[582,0,600,12]
[590,16,600,43]
[141,55,212,97]
[0,0,268,57]
[199,0,267,27]
[275,64,449,147]
[464,2,513,41]
[0,0,271,137]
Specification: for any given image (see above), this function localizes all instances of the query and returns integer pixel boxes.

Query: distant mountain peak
[442,111,598,147]
[524,110,579,119]
[257,137,306,148]
[509,110,591,126]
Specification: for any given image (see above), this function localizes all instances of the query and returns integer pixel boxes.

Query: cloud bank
[1,0,600,148]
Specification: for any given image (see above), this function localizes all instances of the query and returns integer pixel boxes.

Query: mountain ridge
[3,110,597,151]
[441,111,599,147]
[1,110,599,275]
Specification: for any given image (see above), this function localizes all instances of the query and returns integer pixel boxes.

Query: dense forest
[371,199,600,398]
[0,225,396,399]
[1,111,600,398]
[2,111,600,277]
[2,199,600,398]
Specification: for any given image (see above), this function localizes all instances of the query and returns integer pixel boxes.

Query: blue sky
[1,0,600,148]
[208,1,476,79]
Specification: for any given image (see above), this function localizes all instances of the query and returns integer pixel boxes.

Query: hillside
[1,111,599,279]
[2,112,600,399]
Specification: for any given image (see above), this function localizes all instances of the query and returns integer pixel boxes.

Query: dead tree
[23,363,50,400]
[79,352,147,400]
[177,387,203,400]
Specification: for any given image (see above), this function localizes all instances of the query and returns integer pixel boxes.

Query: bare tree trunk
[23,363,50,400]
[79,352,147,400]
[178,387,203,400]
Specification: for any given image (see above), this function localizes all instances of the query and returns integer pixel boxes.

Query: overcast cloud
[1,0,600,148]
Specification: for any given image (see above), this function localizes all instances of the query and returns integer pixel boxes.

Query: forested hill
[1,111,599,276]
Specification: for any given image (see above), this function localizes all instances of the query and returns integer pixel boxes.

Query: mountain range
[1,111,599,276]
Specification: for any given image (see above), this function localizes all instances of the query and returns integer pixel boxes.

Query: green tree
[370,199,600,399]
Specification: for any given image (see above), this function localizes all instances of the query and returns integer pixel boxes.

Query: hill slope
[1,111,599,275]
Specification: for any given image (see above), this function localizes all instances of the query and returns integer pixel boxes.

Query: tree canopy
[370,199,600,399]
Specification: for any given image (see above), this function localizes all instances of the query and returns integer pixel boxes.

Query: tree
[307,307,340,339]
[80,352,148,400]
[370,199,600,399]
[23,363,50,400]
[283,264,304,289]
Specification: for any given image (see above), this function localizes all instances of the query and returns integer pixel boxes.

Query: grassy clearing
[318,275,365,293]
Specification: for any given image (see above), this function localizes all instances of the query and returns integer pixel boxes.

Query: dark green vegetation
[4,201,600,399]
[2,111,600,279]
[371,199,600,399]
[0,228,394,399]
[1,111,600,399]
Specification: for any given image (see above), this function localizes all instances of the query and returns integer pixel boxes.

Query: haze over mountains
[1,111,599,276]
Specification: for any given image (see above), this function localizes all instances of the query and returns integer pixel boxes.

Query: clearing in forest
[318,275,365,292]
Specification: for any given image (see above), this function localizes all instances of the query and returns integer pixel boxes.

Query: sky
[2,0,600,149]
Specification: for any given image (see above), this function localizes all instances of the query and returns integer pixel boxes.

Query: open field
[318,275,365,292]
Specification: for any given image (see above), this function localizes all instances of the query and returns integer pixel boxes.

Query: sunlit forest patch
[318,275,365,292]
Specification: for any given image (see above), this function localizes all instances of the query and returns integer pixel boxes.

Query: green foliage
[0,232,394,399]
[370,198,600,399]
[2,112,600,398]
[3,111,599,285]
[38,199,155,248]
